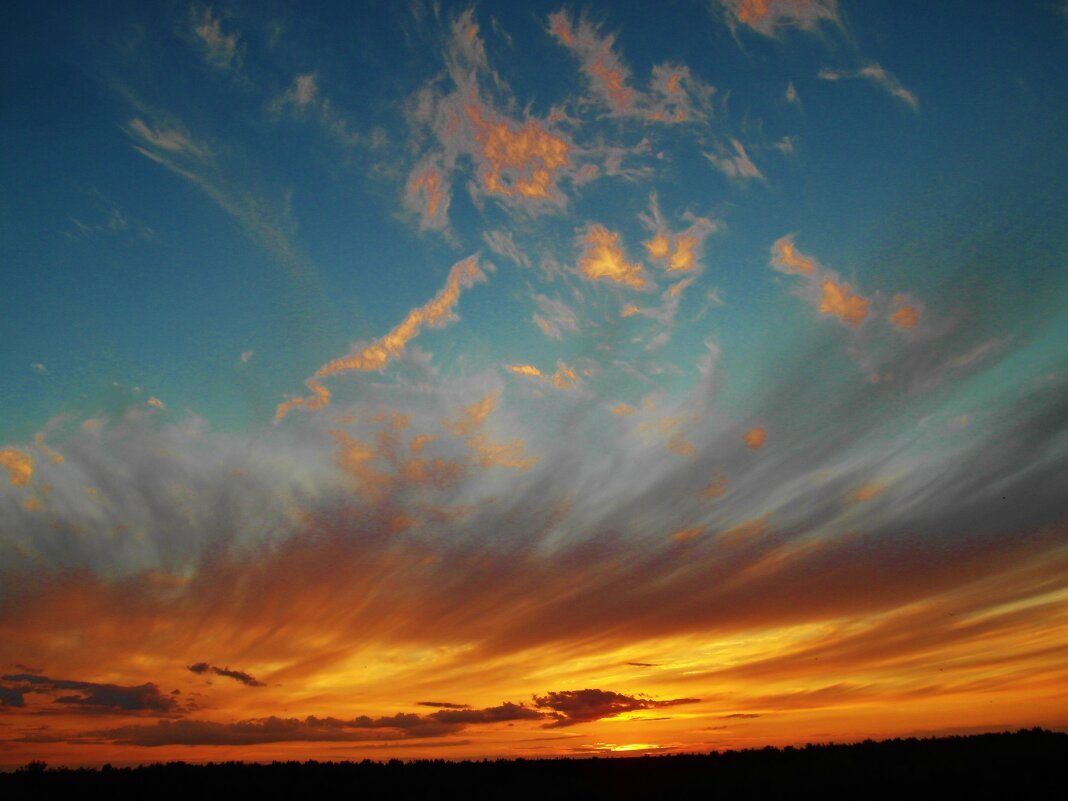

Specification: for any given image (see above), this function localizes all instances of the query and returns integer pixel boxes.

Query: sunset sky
[2,0,1067,766]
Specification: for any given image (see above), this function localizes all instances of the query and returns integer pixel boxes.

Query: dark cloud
[428,702,545,725]
[187,662,264,687]
[0,686,24,707]
[721,713,761,719]
[533,689,699,727]
[16,690,690,746]
[416,701,470,709]
[0,674,177,713]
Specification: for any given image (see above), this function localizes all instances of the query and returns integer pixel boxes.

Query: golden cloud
[464,104,570,201]
[578,225,648,289]
[277,257,486,421]
[506,364,545,379]
[406,164,450,230]
[818,279,869,328]
[769,235,816,275]
[743,427,767,449]
[0,447,33,487]
[889,295,920,330]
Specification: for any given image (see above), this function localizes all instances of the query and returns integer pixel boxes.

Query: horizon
[2,0,1067,767]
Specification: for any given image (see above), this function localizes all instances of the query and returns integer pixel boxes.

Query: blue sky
[1,0,1067,764]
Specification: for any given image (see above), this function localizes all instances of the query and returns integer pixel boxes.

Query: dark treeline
[2,728,1064,798]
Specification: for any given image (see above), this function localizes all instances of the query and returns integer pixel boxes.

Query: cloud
[640,200,721,276]
[531,294,579,340]
[187,662,264,687]
[427,702,544,725]
[405,160,451,231]
[889,295,921,330]
[442,391,539,472]
[818,63,919,111]
[577,224,649,289]
[718,0,839,37]
[270,72,362,149]
[743,427,767,449]
[548,11,636,115]
[276,256,488,421]
[770,234,818,276]
[705,139,763,182]
[76,715,456,746]
[482,230,530,268]
[191,5,241,70]
[533,689,699,727]
[548,12,713,123]
[416,701,469,709]
[125,111,315,281]
[463,103,572,202]
[273,73,318,109]
[128,118,204,158]
[0,448,33,487]
[1,673,177,713]
[818,278,870,328]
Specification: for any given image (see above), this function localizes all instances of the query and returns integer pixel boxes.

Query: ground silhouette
[2,728,1063,798]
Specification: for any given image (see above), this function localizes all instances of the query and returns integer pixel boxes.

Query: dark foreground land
[3,728,1064,798]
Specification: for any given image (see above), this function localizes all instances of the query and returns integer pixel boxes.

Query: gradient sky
[2,0,1067,766]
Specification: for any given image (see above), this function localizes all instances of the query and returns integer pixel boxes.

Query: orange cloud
[621,304,641,317]
[889,295,920,330]
[464,104,570,201]
[770,235,816,275]
[547,11,636,114]
[551,363,578,390]
[34,433,64,465]
[0,447,33,487]
[409,434,436,454]
[703,473,729,499]
[442,392,539,472]
[277,257,487,421]
[644,233,670,260]
[743,427,767,449]
[671,526,704,542]
[849,483,887,503]
[721,0,839,36]
[818,279,869,328]
[506,364,544,379]
[549,13,709,124]
[147,397,166,410]
[505,363,577,391]
[610,404,637,416]
[718,514,771,547]
[578,225,648,289]
[669,235,698,272]
[406,164,450,230]
[667,433,696,457]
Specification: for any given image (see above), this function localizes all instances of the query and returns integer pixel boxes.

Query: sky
[1,0,1067,766]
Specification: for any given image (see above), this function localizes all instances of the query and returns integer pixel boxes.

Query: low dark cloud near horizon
[188,662,264,687]
[15,688,697,746]
[0,673,177,714]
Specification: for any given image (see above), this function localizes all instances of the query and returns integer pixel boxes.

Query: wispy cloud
[705,139,764,182]
[717,0,840,37]
[819,63,919,111]
[548,11,714,124]
[190,5,241,70]
[276,256,489,421]
[124,110,316,281]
